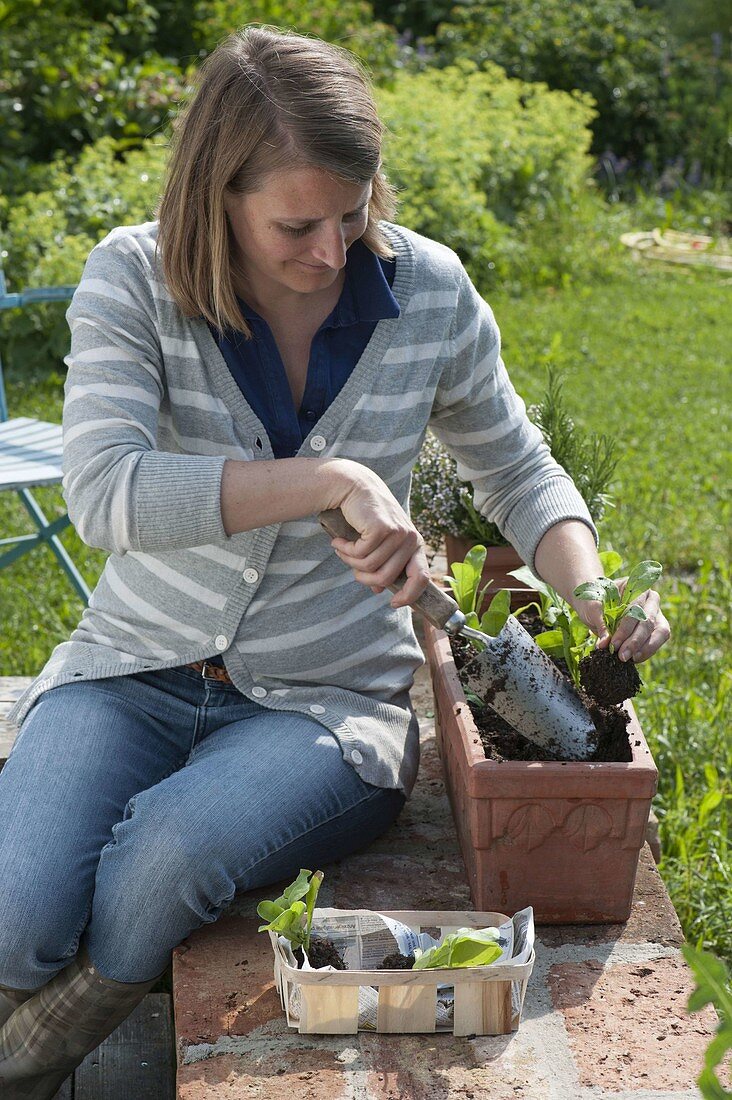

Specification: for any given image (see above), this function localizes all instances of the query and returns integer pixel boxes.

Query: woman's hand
[574,578,670,664]
[324,462,431,609]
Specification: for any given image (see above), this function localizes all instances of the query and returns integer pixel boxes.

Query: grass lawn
[0,257,729,961]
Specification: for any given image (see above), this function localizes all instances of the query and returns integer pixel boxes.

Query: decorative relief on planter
[563,804,614,852]
[505,804,555,851]
[497,800,639,853]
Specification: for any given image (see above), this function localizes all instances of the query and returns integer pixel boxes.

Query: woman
[0,25,669,1094]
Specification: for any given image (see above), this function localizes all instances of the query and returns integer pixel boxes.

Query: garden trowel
[319,509,597,761]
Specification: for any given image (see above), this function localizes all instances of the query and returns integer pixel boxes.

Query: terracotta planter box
[424,621,658,923]
[444,536,538,612]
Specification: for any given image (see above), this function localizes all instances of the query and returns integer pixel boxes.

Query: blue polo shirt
[209,237,400,459]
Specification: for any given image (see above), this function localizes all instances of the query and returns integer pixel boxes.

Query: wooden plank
[75,992,175,1100]
[377,982,436,1033]
[0,677,33,768]
[50,1079,72,1099]
[299,983,359,1034]
[453,980,512,1037]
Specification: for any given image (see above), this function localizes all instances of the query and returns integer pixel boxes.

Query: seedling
[444,544,512,650]
[412,926,503,970]
[573,560,663,646]
[257,868,323,955]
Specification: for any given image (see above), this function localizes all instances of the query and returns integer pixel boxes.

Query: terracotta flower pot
[444,536,538,613]
[423,621,658,924]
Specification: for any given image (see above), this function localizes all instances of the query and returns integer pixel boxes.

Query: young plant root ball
[579,647,642,707]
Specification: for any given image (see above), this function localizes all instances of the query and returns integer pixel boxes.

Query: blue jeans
[0,665,405,987]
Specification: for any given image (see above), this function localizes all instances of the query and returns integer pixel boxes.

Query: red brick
[173,916,281,1045]
[329,852,472,911]
[548,955,719,1091]
[178,1047,351,1100]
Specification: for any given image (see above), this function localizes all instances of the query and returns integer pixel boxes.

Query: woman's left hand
[579,578,671,664]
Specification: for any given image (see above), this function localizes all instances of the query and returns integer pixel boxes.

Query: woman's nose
[310,223,347,269]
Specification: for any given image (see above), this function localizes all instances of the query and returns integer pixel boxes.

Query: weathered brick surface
[173,917,282,1046]
[548,956,718,1091]
[178,1045,353,1100]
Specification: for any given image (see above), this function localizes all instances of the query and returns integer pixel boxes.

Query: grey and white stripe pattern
[7,220,596,795]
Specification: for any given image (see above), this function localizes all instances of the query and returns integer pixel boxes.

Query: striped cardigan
[8,220,596,795]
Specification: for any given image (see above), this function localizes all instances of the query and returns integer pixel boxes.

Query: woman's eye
[282,224,312,237]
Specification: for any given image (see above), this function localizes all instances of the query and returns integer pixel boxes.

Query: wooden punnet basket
[268,908,535,1036]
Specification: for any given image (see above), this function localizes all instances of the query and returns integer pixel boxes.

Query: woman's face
[224,165,373,302]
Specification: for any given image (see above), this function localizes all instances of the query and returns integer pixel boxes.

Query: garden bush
[0,137,167,369]
[377,61,616,291]
[432,0,731,184]
[0,0,188,181]
[189,0,399,80]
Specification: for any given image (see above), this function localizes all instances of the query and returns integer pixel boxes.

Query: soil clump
[579,646,642,706]
[295,937,346,969]
[380,951,415,969]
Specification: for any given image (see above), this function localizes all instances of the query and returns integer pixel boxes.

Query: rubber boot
[0,944,163,1099]
[0,985,39,1029]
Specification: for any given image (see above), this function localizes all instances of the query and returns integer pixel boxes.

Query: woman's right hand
[323,460,431,609]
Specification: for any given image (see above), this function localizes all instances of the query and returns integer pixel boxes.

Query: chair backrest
[0,265,77,421]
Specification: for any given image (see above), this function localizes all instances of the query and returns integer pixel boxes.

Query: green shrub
[377,61,603,290]
[188,0,399,82]
[0,0,188,176]
[433,0,731,183]
[0,137,167,370]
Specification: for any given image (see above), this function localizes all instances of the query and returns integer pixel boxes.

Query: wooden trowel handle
[318,508,460,630]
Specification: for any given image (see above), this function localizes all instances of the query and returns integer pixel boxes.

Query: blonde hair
[156,25,398,336]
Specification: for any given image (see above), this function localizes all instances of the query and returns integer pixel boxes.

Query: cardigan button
[251,686,267,699]
[214,634,228,650]
[243,568,259,584]
[350,749,364,765]
[310,435,326,452]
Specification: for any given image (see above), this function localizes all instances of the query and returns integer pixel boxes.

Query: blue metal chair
[0,266,92,603]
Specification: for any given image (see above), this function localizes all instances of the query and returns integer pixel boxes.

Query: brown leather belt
[185,660,234,684]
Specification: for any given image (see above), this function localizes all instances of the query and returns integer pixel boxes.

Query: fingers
[610,588,671,663]
[331,526,430,606]
[575,600,610,646]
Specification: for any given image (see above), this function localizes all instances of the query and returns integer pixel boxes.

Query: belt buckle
[200,660,219,681]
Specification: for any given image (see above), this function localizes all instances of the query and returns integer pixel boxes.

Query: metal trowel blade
[461,616,597,761]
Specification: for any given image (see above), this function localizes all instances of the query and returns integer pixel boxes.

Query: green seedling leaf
[570,617,591,646]
[444,545,489,617]
[599,549,623,577]
[535,628,564,657]
[480,588,511,637]
[256,899,284,924]
[258,900,306,935]
[413,928,503,969]
[625,560,663,602]
[574,578,620,603]
[279,868,313,907]
[303,870,324,952]
[624,604,648,622]
[508,565,554,599]
[257,870,323,950]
